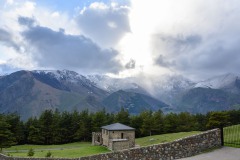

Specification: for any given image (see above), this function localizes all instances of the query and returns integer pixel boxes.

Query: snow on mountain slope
[87,75,148,95]
[195,73,240,89]
[33,70,94,87]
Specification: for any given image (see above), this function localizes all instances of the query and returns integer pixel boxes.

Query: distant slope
[102,90,171,114]
[177,87,240,113]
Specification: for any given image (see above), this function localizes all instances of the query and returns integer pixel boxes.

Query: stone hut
[92,123,135,151]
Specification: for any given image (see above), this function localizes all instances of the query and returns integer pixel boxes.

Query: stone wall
[0,129,221,160]
[92,132,102,145]
[111,139,130,151]
[109,130,135,148]
[101,129,109,146]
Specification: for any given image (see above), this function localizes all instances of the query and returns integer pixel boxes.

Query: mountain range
[0,70,240,120]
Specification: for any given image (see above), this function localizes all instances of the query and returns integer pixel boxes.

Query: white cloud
[1,0,240,80]
[118,0,240,79]
[76,2,130,48]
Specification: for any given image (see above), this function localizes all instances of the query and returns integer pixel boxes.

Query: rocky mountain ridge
[0,70,169,120]
[1,70,240,120]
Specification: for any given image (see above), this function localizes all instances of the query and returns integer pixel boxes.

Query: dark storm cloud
[125,59,135,69]
[20,17,123,73]
[155,55,175,68]
[152,34,202,57]
[77,3,130,47]
[0,28,20,51]
[153,33,240,78]
[18,16,36,27]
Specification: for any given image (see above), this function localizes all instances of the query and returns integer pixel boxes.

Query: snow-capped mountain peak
[32,70,95,87]
[194,73,240,89]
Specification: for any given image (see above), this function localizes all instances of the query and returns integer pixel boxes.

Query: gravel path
[179,147,240,160]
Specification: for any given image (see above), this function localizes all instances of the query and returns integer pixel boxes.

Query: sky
[1,0,240,80]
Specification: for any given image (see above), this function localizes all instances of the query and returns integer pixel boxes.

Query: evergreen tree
[51,109,61,144]
[59,111,73,143]
[6,114,25,144]
[151,110,165,134]
[206,111,230,129]
[26,118,44,144]
[39,110,54,144]
[164,113,179,133]
[140,111,153,136]
[130,115,143,137]
[114,107,130,125]
[92,109,107,132]
[0,115,16,151]
[176,112,196,132]
[74,110,92,141]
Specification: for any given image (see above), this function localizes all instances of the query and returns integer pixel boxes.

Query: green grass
[3,142,110,158]
[224,124,240,148]
[3,131,201,158]
[135,131,201,146]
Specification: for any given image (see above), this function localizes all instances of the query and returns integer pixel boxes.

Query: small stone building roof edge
[101,123,135,131]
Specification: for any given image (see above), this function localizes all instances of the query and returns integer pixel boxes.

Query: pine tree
[0,115,16,151]
[39,110,54,144]
[114,107,130,125]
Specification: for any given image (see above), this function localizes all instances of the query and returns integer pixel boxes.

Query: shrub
[45,151,52,157]
[27,148,34,157]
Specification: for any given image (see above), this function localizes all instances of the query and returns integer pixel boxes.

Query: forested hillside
[1,108,240,149]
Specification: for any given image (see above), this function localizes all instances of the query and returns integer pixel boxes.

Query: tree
[195,113,207,131]
[206,111,230,129]
[0,115,16,151]
[164,113,179,133]
[151,110,165,134]
[92,109,107,132]
[58,111,73,143]
[5,114,25,144]
[140,111,153,136]
[73,110,92,141]
[114,107,130,125]
[130,115,143,138]
[39,110,54,144]
[25,117,44,144]
[176,112,196,132]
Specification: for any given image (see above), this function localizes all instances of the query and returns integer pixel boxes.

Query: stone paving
[179,147,240,160]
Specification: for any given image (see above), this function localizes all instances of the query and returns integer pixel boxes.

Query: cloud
[76,2,130,47]
[18,16,36,27]
[125,59,135,69]
[20,17,123,73]
[0,64,17,74]
[142,0,240,79]
[0,28,21,51]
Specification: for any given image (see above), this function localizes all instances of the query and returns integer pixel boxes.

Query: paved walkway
[179,147,240,160]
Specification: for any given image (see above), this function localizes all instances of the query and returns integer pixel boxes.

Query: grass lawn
[135,131,201,146]
[224,124,240,148]
[3,131,201,158]
[3,142,110,158]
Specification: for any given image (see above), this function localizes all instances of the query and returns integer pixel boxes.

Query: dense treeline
[1,108,240,149]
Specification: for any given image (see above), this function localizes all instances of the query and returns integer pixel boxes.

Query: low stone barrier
[0,129,221,160]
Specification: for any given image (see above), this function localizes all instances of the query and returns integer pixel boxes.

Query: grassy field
[135,131,201,146]
[224,124,240,148]
[3,142,110,158]
[3,131,201,158]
